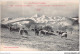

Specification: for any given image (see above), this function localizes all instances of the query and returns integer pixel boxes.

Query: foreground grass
[0,28,79,51]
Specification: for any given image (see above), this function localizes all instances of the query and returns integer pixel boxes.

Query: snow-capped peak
[32,14,40,18]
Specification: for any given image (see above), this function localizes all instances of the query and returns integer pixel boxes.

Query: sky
[0,0,79,18]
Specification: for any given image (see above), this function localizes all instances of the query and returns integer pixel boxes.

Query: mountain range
[1,14,78,27]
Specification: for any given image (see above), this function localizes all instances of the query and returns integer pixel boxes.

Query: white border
[0,0,79,53]
[0,51,80,54]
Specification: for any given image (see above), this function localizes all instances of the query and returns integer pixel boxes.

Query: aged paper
[0,0,79,51]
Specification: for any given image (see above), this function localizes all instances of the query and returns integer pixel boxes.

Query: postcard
[0,0,79,52]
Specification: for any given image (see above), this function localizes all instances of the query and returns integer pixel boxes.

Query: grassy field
[0,28,79,51]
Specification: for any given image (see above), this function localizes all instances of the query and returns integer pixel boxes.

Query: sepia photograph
[0,0,79,51]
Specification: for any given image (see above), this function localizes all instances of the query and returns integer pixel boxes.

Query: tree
[43,26,53,31]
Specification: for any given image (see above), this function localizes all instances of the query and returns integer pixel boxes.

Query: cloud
[1,0,79,18]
